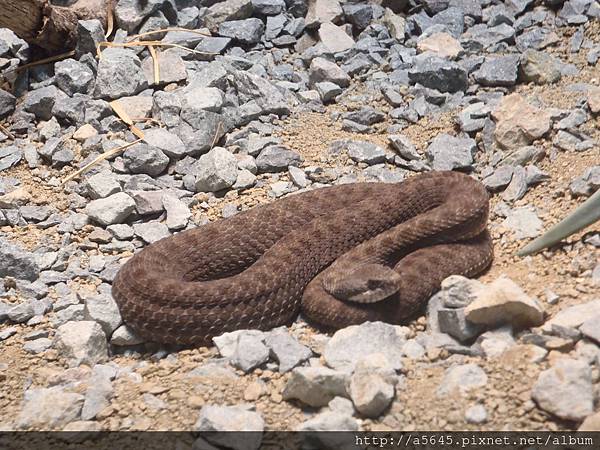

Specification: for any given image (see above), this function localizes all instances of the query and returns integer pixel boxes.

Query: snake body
[112,171,493,345]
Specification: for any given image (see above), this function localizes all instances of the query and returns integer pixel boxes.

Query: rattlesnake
[112,171,493,345]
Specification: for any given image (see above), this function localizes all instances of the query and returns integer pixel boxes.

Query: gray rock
[94,48,148,100]
[76,19,105,57]
[54,59,95,96]
[473,55,520,87]
[194,147,238,192]
[282,366,348,407]
[83,293,122,336]
[81,372,114,420]
[324,322,407,372]
[426,134,476,171]
[163,194,191,230]
[20,205,53,222]
[0,146,23,172]
[483,165,513,191]
[230,333,270,372]
[569,166,600,197]
[22,85,66,121]
[195,36,232,57]
[389,135,420,162]
[542,300,600,332]
[54,321,108,367]
[401,339,426,359]
[181,87,224,120]
[17,387,84,430]
[85,192,136,226]
[532,358,593,421]
[344,107,385,126]
[347,141,386,165]
[218,18,265,44]
[264,329,312,373]
[252,0,285,15]
[142,50,187,86]
[438,308,483,343]
[309,57,351,88]
[580,316,600,344]
[233,169,257,190]
[0,327,17,340]
[23,338,53,354]
[0,238,40,281]
[315,82,342,102]
[0,88,16,119]
[437,363,488,396]
[195,405,264,450]
[204,0,254,33]
[256,145,302,172]
[123,143,169,176]
[458,102,491,133]
[408,56,468,93]
[143,128,186,159]
[501,165,528,201]
[85,171,122,199]
[130,190,164,216]
[519,49,562,84]
[133,222,171,244]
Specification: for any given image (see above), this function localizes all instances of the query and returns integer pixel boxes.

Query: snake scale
[112,171,494,346]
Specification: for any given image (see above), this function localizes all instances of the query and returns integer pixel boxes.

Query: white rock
[195,405,264,450]
[54,321,108,367]
[17,387,84,429]
[531,358,593,421]
[282,366,348,407]
[323,321,407,372]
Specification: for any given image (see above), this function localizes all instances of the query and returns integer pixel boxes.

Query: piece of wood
[0,0,110,53]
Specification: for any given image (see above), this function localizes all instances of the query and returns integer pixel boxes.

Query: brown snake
[112,171,493,346]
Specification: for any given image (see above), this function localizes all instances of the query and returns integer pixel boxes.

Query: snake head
[322,263,401,304]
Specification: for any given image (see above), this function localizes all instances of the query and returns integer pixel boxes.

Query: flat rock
[195,405,264,450]
[465,276,544,328]
[542,300,600,332]
[426,134,476,171]
[502,206,543,239]
[323,322,407,372]
[85,192,136,226]
[282,366,348,407]
[17,387,84,430]
[309,57,351,88]
[318,22,354,53]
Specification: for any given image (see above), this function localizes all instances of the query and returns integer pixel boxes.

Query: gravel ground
[0,0,599,437]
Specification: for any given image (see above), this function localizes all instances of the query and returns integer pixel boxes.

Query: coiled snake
[112,171,493,345]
